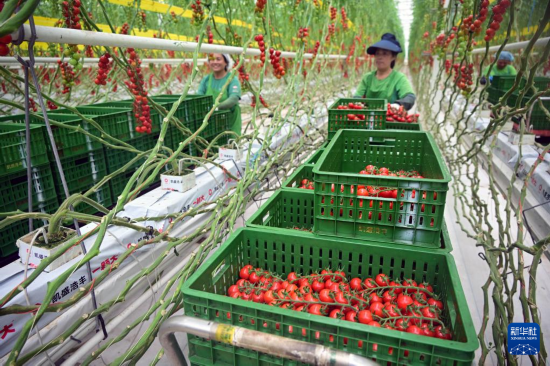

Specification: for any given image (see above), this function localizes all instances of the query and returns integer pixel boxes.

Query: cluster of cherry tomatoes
[453,63,474,92]
[251,94,269,108]
[237,65,249,83]
[298,178,314,190]
[227,265,453,340]
[340,7,348,30]
[206,26,214,44]
[336,102,367,122]
[386,104,419,123]
[62,0,82,30]
[125,48,152,134]
[94,53,112,86]
[119,23,129,35]
[297,27,309,42]
[58,60,76,94]
[269,49,285,79]
[254,34,266,66]
[0,34,12,56]
[330,6,337,21]
[190,0,205,25]
[255,0,267,13]
[485,0,510,42]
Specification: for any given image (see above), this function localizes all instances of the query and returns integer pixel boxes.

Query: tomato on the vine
[375,273,389,287]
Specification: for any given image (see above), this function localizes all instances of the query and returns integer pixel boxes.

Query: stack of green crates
[0,123,55,256]
[0,112,103,159]
[51,149,111,215]
[327,98,387,139]
[312,129,451,248]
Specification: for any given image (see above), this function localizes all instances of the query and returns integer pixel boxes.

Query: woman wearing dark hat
[197,53,242,135]
[353,33,416,111]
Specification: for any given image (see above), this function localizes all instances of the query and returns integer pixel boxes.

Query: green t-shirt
[482,64,517,77]
[197,73,241,99]
[353,70,415,103]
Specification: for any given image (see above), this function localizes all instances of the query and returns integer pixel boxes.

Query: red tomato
[406,325,423,335]
[364,278,377,289]
[239,266,252,279]
[379,167,389,174]
[382,290,396,304]
[402,279,418,293]
[421,323,435,337]
[286,284,298,293]
[357,310,374,324]
[249,272,260,284]
[375,273,389,287]
[434,326,452,340]
[397,293,413,310]
[368,321,381,327]
[370,302,384,317]
[357,188,368,196]
[287,272,298,282]
[334,292,348,305]
[228,285,240,296]
[421,306,439,322]
[251,292,264,303]
[329,309,342,319]
[350,277,363,291]
[298,278,310,287]
[345,311,357,322]
[311,280,325,292]
[428,297,444,310]
[319,289,334,303]
[389,280,402,294]
[0,35,12,44]
[369,292,382,303]
[0,44,9,56]
[384,303,400,317]
[264,290,275,304]
[308,304,324,316]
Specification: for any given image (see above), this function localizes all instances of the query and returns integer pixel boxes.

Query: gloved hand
[390,103,400,110]
[480,76,487,85]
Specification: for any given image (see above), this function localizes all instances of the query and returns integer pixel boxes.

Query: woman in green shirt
[480,51,517,85]
[197,53,242,135]
[353,33,416,110]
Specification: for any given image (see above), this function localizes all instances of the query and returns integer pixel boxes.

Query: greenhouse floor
[82,152,550,366]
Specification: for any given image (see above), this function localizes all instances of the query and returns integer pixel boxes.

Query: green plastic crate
[247,189,314,232]
[104,134,158,173]
[283,164,314,191]
[313,129,451,248]
[507,94,550,132]
[492,75,550,95]
[109,169,160,199]
[198,111,231,139]
[151,94,213,127]
[247,189,453,252]
[0,123,49,177]
[386,122,421,131]
[328,98,387,139]
[490,75,516,90]
[0,113,103,159]
[52,149,107,194]
[0,199,58,257]
[0,164,58,213]
[487,87,505,105]
[74,182,113,215]
[182,227,477,366]
[56,106,134,142]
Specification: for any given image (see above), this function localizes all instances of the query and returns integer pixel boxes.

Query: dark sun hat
[367,33,403,55]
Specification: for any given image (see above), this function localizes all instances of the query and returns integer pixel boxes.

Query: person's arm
[217,77,241,110]
[395,74,416,111]
[353,74,369,98]
[197,76,207,95]
[508,65,518,76]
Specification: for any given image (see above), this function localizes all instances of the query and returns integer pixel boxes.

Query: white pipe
[471,37,549,54]
[159,316,378,366]
[0,57,206,65]
[15,25,347,60]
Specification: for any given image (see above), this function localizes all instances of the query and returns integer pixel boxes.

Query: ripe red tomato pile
[298,178,314,190]
[359,165,424,179]
[336,102,367,122]
[386,104,419,123]
[228,265,453,340]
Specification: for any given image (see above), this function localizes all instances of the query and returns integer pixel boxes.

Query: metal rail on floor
[159,316,379,366]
